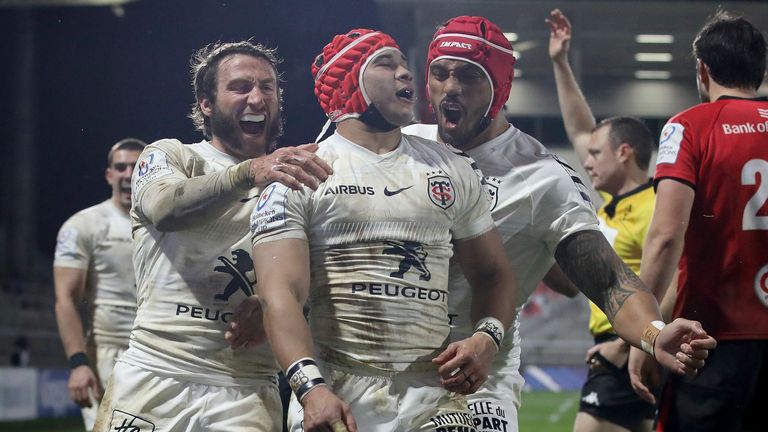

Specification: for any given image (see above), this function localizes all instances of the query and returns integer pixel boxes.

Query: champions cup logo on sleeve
[54,227,78,258]
[257,183,278,211]
[134,150,172,194]
[250,183,288,235]
[427,171,456,209]
[657,123,684,165]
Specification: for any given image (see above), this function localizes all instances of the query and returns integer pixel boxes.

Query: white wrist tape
[640,320,666,357]
[473,317,505,350]
[285,357,326,402]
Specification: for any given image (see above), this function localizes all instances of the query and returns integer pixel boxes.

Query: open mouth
[240,113,266,135]
[440,101,463,128]
[396,87,414,102]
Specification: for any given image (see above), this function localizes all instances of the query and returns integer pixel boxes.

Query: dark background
[1,0,394,268]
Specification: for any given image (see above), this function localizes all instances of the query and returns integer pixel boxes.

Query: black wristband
[68,352,89,369]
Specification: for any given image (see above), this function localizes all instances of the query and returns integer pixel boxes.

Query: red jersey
[655,96,768,340]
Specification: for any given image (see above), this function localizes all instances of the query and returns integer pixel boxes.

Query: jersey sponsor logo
[54,227,78,258]
[323,184,375,196]
[250,183,289,235]
[483,176,501,211]
[214,249,256,301]
[109,409,155,431]
[758,108,768,120]
[469,400,510,432]
[350,283,447,303]
[439,40,473,50]
[383,185,414,196]
[383,240,431,281]
[134,150,172,194]
[657,122,684,164]
[429,411,477,431]
[428,172,456,209]
[722,121,768,135]
[175,304,233,323]
[755,264,768,308]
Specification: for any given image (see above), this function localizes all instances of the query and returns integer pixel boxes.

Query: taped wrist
[641,320,665,357]
[286,358,326,402]
[473,317,505,351]
[69,352,89,369]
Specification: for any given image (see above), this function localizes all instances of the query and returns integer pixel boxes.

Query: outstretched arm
[252,238,356,432]
[54,266,101,408]
[546,9,595,163]
[555,229,715,376]
[138,143,332,232]
[434,227,517,394]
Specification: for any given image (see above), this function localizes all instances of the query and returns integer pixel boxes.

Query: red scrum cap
[312,29,401,122]
[427,16,516,120]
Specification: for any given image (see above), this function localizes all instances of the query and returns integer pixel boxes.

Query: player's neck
[708,81,758,102]
[110,196,130,214]
[616,167,648,196]
[337,119,402,154]
[464,116,510,151]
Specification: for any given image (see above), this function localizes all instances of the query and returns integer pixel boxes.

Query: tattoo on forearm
[554,231,645,321]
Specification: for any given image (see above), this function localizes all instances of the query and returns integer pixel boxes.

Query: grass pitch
[0,391,580,432]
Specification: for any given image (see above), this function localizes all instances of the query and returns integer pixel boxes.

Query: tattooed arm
[555,229,715,377]
[554,230,659,347]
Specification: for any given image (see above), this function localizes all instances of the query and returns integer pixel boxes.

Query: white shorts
[287,362,477,432]
[81,344,127,431]
[466,368,524,432]
[95,344,126,386]
[93,360,281,432]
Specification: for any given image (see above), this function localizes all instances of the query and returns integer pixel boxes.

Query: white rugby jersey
[128,139,276,385]
[251,132,494,372]
[54,199,136,346]
[403,123,599,372]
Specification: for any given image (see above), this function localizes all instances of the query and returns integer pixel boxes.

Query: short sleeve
[53,214,92,270]
[655,117,699,187]
[131,140,186,215]
[538,159,600,252]
[250,182,310,246]
[450,161,495,240]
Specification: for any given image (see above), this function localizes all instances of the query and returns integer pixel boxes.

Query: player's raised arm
[547,9,595,162]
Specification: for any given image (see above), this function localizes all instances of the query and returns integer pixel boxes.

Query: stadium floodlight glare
[636,34,675,44]
[504,32,519,42]
[635,53,673,62]
[635,70,672,80]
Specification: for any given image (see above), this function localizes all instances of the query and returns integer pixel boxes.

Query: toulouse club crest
[427,172,455,209]
[483,176,501,211]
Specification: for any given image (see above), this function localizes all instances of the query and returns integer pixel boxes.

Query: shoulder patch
[134,149,173,193]
[657,122,684,165]
[250,183,290,235]
[54,227,79,258]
